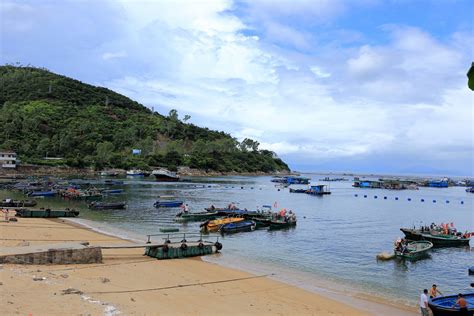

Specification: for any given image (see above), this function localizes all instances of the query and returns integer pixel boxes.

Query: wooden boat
[15,208,79,218]
[101,189,123,194]
[88,201,126,210]
[201,217,244,233]
[394,241,433,260]
[220,220,256,234]
[0,199,37,207]
[401,228,471,247]
[428,293,473,316]
[27,190,56,197]
[175,211,220,222]
[154,196,184,208]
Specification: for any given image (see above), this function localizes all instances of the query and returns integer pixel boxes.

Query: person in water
[453,293,468,316]
[420,289,429,316]
[430,284,443,298]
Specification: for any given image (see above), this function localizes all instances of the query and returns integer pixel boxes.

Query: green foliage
[0,65,290,173]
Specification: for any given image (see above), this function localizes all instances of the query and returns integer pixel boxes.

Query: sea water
[2,174,472,306]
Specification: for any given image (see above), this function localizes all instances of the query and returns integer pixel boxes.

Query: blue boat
[154,196,184,208]
[428,179,449,188]
[28,190,56,197]
[220,220,256,234]
[429,293,474,316]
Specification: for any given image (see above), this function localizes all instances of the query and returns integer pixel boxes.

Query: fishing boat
[289,188,308,193]
[394,241,433,260]
[401,228,471,247]
[153,196,184,208]
[88,201,127,210]
[428,293,474,316]
[27,190,56,197]
[220,220,256,234]
[0,199,37,207]
[268,218,297,230]
[201,217,244,233]
[306,185,331,195]
[152,168,180,182]
[175,211,220,222]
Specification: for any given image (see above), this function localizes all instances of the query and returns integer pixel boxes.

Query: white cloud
[102,51,127,60]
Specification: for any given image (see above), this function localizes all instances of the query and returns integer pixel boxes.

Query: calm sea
[2,174,473,306]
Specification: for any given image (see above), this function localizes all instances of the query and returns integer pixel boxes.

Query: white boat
[126,169,145,176]
[151,168,180,182]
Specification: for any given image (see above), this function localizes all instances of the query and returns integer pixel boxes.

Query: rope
[86,273,275,294]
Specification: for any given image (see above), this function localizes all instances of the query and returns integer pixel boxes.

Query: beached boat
[201,217,244,233]
[152,168,180,182]
[154,196,184,208]
[394,241,433,260]
[27,190,56,197]
[220,220,256,234]
[175,211,220,222]
[401,228,471,247]
[0,199,37,207]
[428,293,474,316]
[88,201,126,210]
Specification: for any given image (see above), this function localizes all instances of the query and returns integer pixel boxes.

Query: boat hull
[401,228,470,247]
[154,201,184,208]
[429,293,474,316]
[154,175,180,182]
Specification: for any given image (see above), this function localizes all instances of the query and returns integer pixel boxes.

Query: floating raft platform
[145,241,222,259]
[15,209,79,218]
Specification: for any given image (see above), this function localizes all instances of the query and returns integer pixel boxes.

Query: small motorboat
[201,217,244,233]
[428,293,473,316]
[401,228,471,247]
[268,219,297,230]
[220,220,256,234]
[175,211,220,222]
[0,199,37,207]
[152,168,180,182]
[154,196,184,208]
[394,241,433,260]
[289,188,308,193]
[126,169,145,176]
[89,201,127,210]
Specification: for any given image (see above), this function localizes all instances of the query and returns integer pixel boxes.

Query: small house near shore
[0,151,17,169]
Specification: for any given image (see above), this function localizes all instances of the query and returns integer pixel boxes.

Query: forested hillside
[0,65,289,173]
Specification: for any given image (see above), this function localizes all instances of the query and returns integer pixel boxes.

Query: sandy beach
[0,213,418,315]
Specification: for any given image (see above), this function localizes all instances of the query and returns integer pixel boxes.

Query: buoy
[461,201,464,204]
[433,200,436,203]
[408,198,411,201]
[421,199,424,202]
[355,194,358,197]
[469,266,474,275]
[374,196,378,199]
[364,195,367,198]
[384,196,387,200]
[446,200,450,203]
[395,197,399,200]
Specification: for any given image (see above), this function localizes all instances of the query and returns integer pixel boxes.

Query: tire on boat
[180,243,188,251]
[198,242,204,249]
[162,244,169,252]
[214,242,222,251]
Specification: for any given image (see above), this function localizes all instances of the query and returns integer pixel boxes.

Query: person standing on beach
[430,284,443,298]
[420,289,429,316]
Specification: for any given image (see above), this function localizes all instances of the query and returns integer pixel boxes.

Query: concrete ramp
[0,242,102,264]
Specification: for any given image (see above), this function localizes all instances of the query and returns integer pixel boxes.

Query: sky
[1,0,473,175]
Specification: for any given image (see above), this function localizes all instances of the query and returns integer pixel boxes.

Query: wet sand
[0,214,417,315]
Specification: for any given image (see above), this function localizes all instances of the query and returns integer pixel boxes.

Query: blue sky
[1,0,473,175]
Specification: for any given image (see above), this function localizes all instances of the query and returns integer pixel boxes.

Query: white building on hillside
[0,151,17,169]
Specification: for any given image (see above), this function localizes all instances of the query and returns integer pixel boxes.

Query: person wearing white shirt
[420,289,429,316]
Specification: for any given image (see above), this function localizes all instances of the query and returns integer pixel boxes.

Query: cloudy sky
[1,0,473,175]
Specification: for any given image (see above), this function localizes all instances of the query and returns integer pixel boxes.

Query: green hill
[0,65,289,173]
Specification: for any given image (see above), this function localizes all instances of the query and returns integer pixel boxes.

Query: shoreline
[0,214,418,315]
